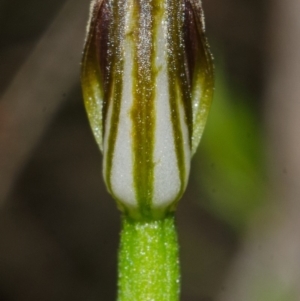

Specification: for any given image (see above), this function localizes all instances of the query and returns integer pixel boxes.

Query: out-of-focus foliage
[194,63,267,230]
[253,274,297,301]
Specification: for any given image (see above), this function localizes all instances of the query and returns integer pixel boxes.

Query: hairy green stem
[117,214,180,301]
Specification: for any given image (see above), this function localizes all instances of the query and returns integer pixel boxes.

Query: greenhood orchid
[81,0,213,220]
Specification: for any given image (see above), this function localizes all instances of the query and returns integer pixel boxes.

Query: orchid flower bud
[81,0,214,219]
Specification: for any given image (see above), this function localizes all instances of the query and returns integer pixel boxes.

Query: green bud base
[117,214,180,301]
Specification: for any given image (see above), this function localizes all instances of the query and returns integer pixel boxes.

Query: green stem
[117,214,180,301]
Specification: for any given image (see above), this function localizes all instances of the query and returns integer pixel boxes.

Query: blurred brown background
[1,0,300,300]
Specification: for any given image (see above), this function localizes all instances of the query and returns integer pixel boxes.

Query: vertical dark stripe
[177,1,193,144]
[186,0,214,154]
[105,0,127,193]
[81,3,106,151]
[166,0,191,198]
[131,0,156,218]
[95,0,114,134]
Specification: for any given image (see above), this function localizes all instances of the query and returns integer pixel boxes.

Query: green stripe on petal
[103,0,127,196]
[131,0,156,217]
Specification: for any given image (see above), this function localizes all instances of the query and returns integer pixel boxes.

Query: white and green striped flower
[81,0,213,219]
